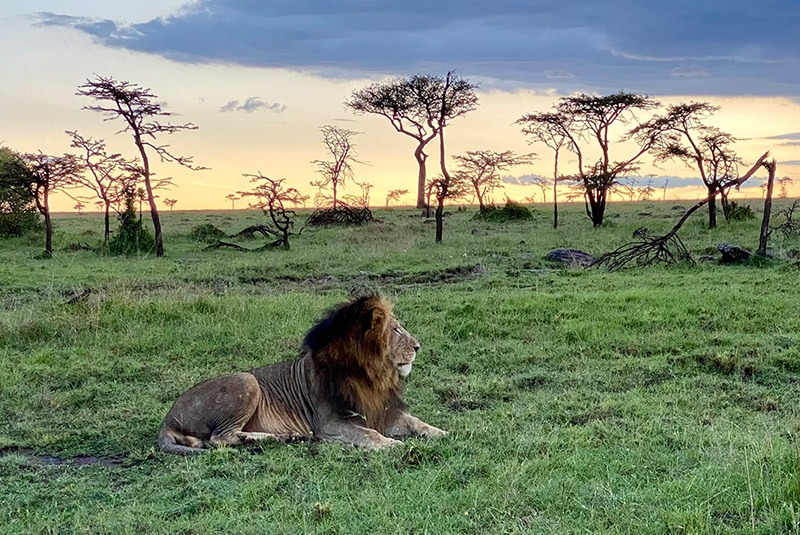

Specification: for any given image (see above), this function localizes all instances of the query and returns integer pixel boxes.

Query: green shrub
[189,223,226,243]
[108,190,155,255]
[724,200,756,221]
[472,200,533,222]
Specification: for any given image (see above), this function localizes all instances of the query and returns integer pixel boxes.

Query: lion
[158,292,446,455]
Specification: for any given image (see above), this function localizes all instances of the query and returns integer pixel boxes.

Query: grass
[1,200,799,533]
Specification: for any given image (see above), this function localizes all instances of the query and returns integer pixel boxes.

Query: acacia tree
[225,193,239,210]
[19,152,82,256]
[310,125,360,208]
[346,74,478,210]
[638,103,740,228]
[385,188,408,207]
[547,92,662,227]
[431,72,479,242]
[239,173,303,249]
[77,75,205,257]
[164,198,177,211]
[516,112,570,228]
[452,150,534,211]
[67,131,138,249]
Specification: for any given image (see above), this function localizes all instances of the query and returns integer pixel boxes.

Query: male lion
[158,293,446,455]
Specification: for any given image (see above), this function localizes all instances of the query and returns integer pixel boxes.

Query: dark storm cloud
[36,0,800,96]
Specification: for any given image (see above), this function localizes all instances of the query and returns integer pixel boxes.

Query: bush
[724,201,755,222]
[108,191,155,255]
[189,224,226,243]
[472,200,533,222]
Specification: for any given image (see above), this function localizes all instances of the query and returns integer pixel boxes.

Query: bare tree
[452,150,534,211]
[385,188,408,207]
[346,74,478,209]
[164,198,177,211]
[19,152,82,256]
[67,130,138,249]
[77,75,205,257]
[637,102,740,228]
[428,173,469,243]
[342,181,373,208]
[74,201,85,215]
[551,92,662,226]
[239,173,303,249]
[639,175,656,201]
[517,112,570,228]
[310,125,360,208]
[225,193,239,210]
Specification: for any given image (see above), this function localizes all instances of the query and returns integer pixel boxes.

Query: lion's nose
[413,344,420,352]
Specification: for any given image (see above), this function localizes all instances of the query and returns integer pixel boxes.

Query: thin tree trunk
[103,202,111,249]
[43,190,53,256]
[757,161,777,256]
[135,135,163,256]
[707,185,717,229]
[552,148,559,229]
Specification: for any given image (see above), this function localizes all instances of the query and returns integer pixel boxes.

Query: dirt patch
[0,446,127,467]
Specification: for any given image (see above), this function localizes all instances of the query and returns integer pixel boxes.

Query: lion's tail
[157,426,207,456]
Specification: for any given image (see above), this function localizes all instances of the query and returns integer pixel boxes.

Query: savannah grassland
[0,200,799,534]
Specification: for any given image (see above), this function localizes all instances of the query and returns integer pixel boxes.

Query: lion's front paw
[374,437,403,449]
[421,426,447,438]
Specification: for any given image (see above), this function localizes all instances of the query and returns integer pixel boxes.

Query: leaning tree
[346,73,478,210]
[549,92,662,227]
[77,75,205,257]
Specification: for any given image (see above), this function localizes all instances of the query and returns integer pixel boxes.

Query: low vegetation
[1,201,798,534]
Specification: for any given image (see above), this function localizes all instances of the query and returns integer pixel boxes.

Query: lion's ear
[369,306,387,332]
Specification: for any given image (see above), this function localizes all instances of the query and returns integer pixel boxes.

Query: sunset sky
[2,0,800,211]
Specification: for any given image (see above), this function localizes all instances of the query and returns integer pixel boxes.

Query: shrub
[472,200,533,222]
[109,190,155,255]
[724,201,755,222]
[189,223,226,243]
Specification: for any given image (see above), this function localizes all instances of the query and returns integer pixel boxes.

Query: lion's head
[303,292,419,431]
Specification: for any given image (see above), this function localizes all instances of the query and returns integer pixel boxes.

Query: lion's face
[386,317,419,378]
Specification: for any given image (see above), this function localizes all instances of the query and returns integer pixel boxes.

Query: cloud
[219,97,286,113]
[767,132,800,140]
[504,173,712,189]
[35,1,800,96]
[782,160,800,166]
[670,64,710,78]
[545,70,575,80]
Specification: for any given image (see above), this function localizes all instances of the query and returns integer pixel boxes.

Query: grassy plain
[0,200,799,534]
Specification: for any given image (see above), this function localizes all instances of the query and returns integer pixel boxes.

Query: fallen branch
[595,151,770,270]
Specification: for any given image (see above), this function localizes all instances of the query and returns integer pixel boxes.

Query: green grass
[1,200,799,534]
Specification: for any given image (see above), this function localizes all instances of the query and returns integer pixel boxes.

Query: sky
[2,0,800,211]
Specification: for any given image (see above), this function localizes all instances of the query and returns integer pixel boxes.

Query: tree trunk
[415,145,427,209]
[707,185,717,229]
[757,161,777,256]
[135,135,163,256]
[43,192,53,257]
[435,193,445,243]
[552,149,559,229]
[588,189,606,227]
[103,201,111,250]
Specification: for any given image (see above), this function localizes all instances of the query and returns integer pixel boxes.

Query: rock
[632,226,649,239]
[545,249,595,268]
[717,243,751,263]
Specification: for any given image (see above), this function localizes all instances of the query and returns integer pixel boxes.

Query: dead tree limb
[595,151,770,270]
